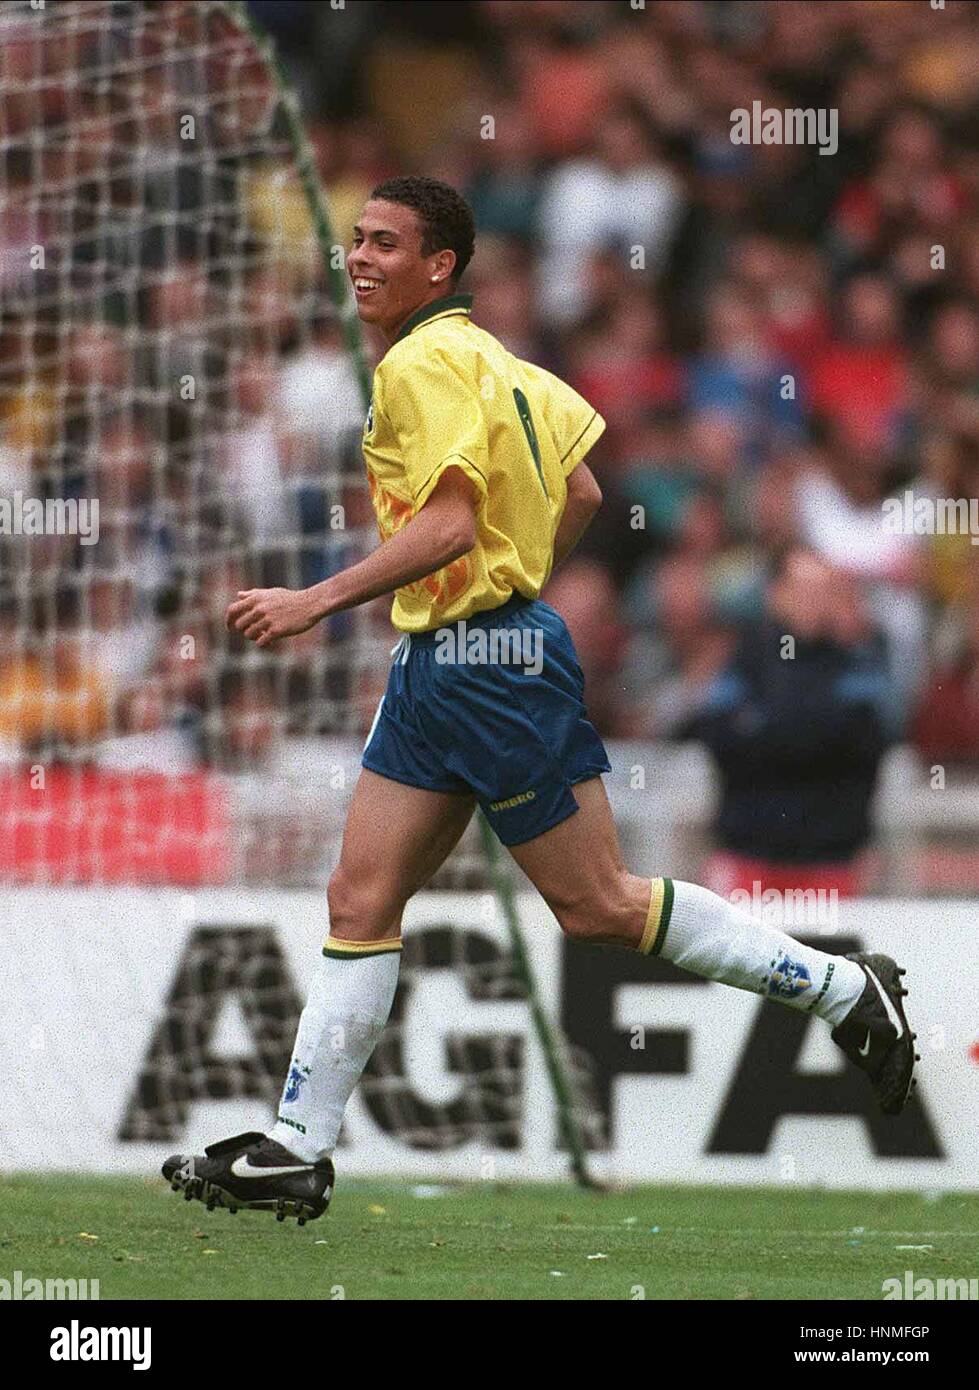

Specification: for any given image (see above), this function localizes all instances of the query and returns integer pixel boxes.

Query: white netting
[0,0,601,1166]
[0,0,497,886]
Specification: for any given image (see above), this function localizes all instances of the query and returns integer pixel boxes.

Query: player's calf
[545,870,648,947]
[327,866,404,941]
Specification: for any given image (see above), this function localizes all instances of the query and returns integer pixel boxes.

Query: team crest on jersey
[766,951,812,999]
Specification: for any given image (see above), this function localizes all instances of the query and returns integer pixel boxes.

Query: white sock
[640,879,865,1027]
[268,941,401,1163]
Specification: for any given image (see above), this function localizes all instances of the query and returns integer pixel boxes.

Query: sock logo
[283,1063,311,1103]
[766,951,812,999]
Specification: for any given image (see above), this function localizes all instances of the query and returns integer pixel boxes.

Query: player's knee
[327,866,402,940]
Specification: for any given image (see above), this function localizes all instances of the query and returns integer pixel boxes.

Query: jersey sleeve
[381,348,489,510]
[524,362,606,477]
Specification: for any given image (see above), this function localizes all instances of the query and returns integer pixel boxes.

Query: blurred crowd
[2,0,979,801]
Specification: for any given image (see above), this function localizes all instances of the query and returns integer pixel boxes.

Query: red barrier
[0,768,232,884]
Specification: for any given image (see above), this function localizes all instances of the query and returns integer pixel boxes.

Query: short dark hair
[370,175,475,283]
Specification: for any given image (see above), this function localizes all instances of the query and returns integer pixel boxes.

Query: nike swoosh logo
[858,1031,873,1057]
[864,967,905,1038]
[229,1156,315,1179]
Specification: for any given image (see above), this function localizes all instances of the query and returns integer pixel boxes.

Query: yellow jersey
[363,293,606,633]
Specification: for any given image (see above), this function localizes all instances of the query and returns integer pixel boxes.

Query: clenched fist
[226,588,320,647]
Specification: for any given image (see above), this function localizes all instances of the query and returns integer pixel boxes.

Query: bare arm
[227,466,480,645]
[552,461,602,569]
[311,466,479,617]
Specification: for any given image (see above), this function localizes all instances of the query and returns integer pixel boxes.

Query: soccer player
[164,177,918,1223]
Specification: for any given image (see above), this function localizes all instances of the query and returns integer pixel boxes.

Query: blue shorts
[362,594,611,845]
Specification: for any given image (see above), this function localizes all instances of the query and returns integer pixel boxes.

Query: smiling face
[347,199,457,342]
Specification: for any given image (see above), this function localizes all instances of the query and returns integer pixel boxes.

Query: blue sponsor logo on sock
[284,1063,310,1103]
[767,951,812,999]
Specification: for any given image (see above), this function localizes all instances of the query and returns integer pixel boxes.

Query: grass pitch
[3,1175,977,1300]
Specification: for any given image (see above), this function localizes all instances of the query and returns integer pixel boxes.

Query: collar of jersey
[393,293,473,344]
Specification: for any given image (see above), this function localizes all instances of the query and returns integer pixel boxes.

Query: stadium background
[1,0,977,1196]
[3,0,979,893]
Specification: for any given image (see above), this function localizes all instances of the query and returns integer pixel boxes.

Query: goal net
[0,0,601,1172]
